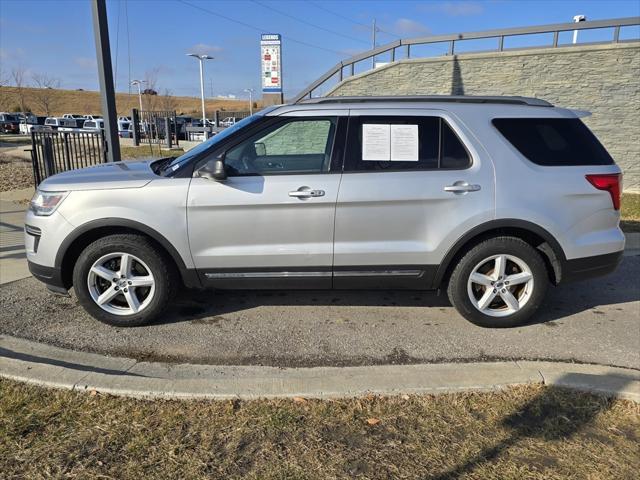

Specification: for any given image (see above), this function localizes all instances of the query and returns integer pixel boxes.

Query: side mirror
[198,157,227,181]
[254,142,266,157]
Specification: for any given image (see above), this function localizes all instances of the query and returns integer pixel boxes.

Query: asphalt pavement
[1,255,638,369]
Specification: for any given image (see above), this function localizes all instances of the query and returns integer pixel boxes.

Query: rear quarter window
[493,118,614,166]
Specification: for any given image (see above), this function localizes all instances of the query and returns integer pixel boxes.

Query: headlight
[29,191,68,216]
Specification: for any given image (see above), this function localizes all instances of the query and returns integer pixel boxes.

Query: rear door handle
[289,186,325,198]
[444,181,481,194]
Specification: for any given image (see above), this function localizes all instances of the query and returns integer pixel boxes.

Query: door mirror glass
[254,142,266,157]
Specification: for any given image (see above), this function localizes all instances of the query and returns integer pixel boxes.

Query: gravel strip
[0,162,33,192]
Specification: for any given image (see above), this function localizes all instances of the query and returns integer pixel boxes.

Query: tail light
[586,173,622,210]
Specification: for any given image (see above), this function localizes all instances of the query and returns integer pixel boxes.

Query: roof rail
[297,95,553,107]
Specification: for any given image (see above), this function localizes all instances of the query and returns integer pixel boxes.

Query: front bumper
[561,250,624,283]
[28,260,66,291]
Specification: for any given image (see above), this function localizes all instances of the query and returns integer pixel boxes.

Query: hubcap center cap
[117,279,128,287]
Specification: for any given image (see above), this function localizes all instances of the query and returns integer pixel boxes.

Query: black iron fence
[30,130,106,186]
[214,110,251,124]
[131,109,178,147]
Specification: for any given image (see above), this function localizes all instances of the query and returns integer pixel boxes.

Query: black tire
[72,234,176,327]
[447,236,548,328]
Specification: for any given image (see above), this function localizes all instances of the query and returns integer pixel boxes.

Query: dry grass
[0,380,638,479]
[1,86,249,117]
[621,193,640,233]
[120,145,184,160]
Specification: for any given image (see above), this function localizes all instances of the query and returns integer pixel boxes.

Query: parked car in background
[0,113,20,133]
[82,119,104,132]
[118,117,131,138]
[43,117,60,130]
[45,117,83,132]
[220,116,237,127]
[85,115,103,121]
[19,115,48,134]
[62,114,87,120]
[175,116,196,140]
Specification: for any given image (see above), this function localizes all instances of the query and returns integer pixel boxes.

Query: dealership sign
[261,34,282,93]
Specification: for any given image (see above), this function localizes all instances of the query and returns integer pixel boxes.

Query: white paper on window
[362,124,390,160]
[390,124,419,161]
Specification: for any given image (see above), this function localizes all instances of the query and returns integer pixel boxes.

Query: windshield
[163,112,267,174]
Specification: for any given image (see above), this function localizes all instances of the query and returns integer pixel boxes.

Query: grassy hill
[0,86,250,117]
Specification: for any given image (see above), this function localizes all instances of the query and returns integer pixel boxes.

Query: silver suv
[25,96,625,328]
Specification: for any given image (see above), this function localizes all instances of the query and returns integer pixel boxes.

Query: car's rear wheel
[73,234,175,327]
[447,236,548,328]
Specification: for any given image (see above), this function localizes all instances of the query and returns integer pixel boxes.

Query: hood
[39,159,159,191]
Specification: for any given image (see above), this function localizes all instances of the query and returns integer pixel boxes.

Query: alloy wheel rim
[467,254,534,318]
[87,252,156,316]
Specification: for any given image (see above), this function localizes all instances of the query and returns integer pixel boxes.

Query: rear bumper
[28,260,67,291]
[561,250,623,284]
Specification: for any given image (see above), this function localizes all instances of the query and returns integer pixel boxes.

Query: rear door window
[492,118,614,166]
[344,116,471,171]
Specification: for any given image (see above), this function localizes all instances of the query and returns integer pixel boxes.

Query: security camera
[573,15,586,22]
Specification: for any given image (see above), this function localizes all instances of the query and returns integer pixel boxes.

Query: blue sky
[1,0,638,100]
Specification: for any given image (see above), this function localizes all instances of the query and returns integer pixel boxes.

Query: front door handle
[289,186,325,199]
[444,181,481,194]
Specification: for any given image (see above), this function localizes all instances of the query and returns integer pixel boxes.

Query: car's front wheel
[73,234,175,327]
[447,236,548,328]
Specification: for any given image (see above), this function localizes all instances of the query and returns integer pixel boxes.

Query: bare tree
[31,73,61,116]
[11,67,28,112]
[143,68,160,111]
[158,88,178,112]
[0,66,10,111]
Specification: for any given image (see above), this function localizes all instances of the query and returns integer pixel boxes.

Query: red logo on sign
[264,55,271,61]
[272,78,278,83]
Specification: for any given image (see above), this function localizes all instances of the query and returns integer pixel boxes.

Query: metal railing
[293,16,640,103]
[30,130,106,186]
[132,109,178,147]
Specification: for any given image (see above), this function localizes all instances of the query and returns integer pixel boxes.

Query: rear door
[187,112,347,289]
[333,109,495,289]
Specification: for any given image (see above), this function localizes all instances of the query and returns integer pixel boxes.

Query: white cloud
[0,47,25,61]
[188,43,223,56]
[391,18,431,36]
[74,57,97,69]
[419,1,484,17]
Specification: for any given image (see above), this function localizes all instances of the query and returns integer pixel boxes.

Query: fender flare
[55,218,201,288]
[432,219,567,288]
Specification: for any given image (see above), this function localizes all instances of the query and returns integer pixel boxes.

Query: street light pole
[572,15,586,44]
[130,79,145,112]
[91,0,120,163]
[244,88,254,115]
[187,53,214,125]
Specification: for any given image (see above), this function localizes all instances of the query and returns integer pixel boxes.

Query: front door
[333,110,495,289]
[187,114,344,289]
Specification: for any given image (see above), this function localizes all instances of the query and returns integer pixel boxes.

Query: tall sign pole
[91,0,121,163]
[261,34,283,105]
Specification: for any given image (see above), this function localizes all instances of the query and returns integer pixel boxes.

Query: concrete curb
[1,335,638,401]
